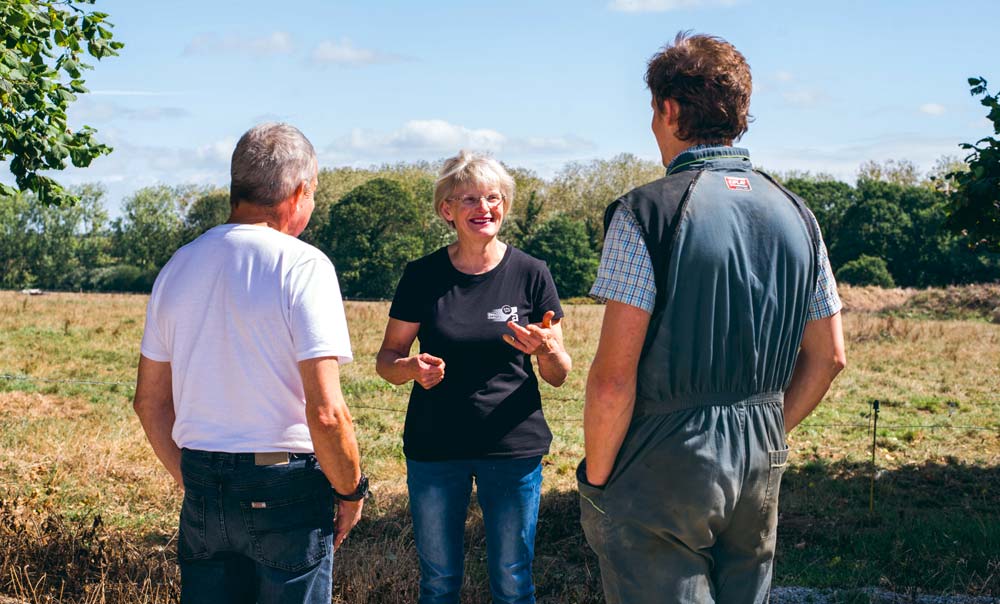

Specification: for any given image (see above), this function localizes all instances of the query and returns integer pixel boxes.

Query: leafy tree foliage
[0,184,108,289]
[112,185,187,271]
[183,188,230,243]
[547,153,662,250]
[836,255,895,288]
[783,177,856,244]
[507,190,546,249]
[946,77,1000,252]
[304,163,450,256]
[321,178,424,299]
[523,214,599,298]
[4,149,999,295]
[1,0,123,205]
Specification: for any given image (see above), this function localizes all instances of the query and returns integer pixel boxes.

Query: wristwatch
[334,473,369,501]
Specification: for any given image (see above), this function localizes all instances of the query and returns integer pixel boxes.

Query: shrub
[836,255,896,288]
[88,264,157,292]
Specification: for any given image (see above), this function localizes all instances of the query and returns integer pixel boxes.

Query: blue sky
[21,0,1000,213]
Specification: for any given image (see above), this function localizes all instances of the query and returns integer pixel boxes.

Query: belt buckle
[254,452,290,466]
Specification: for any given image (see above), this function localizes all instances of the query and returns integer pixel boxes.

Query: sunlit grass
[1,290,998,601]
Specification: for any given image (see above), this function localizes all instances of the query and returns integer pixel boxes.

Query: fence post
[869,399,880,514]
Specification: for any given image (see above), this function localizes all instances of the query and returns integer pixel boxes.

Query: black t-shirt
[389,245,564,461]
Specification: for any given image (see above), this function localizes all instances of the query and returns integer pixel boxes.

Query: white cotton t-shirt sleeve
[287,256,353,364]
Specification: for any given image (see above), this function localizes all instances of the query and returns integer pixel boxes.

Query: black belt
[182,448,314,466]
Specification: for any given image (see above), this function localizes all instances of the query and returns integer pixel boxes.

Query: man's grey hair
[230,123,318,207]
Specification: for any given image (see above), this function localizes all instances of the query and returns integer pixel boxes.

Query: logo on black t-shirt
[487,305,519,323]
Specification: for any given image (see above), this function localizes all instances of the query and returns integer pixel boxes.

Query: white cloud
[9,122,592,217]
[196,138,238,164]
[310,39,399,66]
[753,133,967,183]
[782,88,826,106]
[774,71,795,82]
[609,0,740,12]
[89,90,178,97]
[70,98,191,123]
[325,119,593,161]
[183,31,293,56]
[16,131,232,217]
[919,103,946,116]
[338,120,505,154]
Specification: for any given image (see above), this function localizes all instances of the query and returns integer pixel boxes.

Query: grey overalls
[579,147,819,604]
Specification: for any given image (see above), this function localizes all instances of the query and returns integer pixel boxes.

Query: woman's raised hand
[503,310,562,357]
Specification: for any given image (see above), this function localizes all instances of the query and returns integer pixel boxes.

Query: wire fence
[3,372,997,432]
[3,372,999,514]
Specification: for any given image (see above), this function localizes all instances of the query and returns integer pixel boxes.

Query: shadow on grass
[2,460,996,602]
[776,458,1000,597]
[333,487,603,604]
[0,488,602,604]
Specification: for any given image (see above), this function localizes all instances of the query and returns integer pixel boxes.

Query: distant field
[0,288,998,603]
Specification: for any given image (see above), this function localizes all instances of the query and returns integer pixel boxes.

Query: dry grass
[1,289,998,602]
[839,283,1000,322]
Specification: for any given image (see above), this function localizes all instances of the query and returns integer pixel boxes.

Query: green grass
[0,290,998,602]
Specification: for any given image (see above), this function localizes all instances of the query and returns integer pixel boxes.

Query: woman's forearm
[537,349,572,387]
[375,349,415,385]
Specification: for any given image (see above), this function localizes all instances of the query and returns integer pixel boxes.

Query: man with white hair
[134,123,366,604]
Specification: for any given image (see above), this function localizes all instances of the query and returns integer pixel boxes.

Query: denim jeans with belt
[406,456,543,604]
[178,448,336,604]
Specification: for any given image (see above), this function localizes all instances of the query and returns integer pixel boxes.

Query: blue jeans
[178,449,335,604]
[406,456,543,604]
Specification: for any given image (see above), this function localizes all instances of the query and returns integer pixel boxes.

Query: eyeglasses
[450,193,504,208]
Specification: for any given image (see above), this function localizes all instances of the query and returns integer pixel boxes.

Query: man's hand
[503,310,562,357]
[334,499,364,550]
[412,353,446,389]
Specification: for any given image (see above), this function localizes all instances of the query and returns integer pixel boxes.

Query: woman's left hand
[503,310,562,357]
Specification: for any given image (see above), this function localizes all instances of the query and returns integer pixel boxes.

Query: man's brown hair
[645,31,752,144]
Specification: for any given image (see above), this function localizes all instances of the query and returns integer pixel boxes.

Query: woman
[376,150,572,604]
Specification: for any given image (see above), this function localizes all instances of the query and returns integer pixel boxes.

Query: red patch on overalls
[725,176,752,191]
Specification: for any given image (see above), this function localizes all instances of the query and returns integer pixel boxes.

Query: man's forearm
[301,358,362,495]
[582,300,650,486]
[784,313,847,432]
[307,402,362,495]
[783,353,843,432]
[134,399,183,485]
[133,356,182,486]
[583,372,635,485]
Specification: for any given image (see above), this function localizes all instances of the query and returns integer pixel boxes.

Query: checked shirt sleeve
[806,213,843,321]
[589,206,657,314]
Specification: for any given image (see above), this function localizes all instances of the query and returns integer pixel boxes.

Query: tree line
[2,153,998,299]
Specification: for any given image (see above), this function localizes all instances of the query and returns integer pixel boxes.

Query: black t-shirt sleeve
[389,261,423,322]
[530,261,564,323]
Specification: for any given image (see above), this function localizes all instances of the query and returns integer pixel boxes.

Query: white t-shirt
[140,224,353,453]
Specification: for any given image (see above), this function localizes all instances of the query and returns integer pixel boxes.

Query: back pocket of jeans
[178,491,209,561]
[759,447,789,539]
[240,489,334,572]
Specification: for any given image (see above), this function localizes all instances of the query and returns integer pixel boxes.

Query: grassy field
[0,288,998,603]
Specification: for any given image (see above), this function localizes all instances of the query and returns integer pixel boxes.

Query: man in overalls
[579,32,846,604]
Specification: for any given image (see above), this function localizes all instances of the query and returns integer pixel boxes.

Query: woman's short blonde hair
[434,150,515,226]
